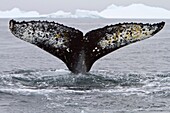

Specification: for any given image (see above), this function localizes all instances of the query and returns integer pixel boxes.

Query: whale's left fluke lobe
[9,20,165,74]
[9,19,84,73]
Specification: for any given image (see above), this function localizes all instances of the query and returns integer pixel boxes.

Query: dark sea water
[0,18,170,113]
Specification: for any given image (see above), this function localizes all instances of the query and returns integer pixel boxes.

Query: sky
[0,0,170,14]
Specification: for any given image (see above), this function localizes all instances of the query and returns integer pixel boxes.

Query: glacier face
[1,4,170,19]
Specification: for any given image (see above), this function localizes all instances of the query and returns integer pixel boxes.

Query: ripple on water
[0,69,169,97]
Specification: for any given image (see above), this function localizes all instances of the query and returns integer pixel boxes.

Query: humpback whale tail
[9,20,165,74]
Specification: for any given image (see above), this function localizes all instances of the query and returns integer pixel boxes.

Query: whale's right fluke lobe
[9,20,165,74]
[84,22,165,70]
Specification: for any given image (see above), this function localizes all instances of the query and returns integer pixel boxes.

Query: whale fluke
[9,20,165,74]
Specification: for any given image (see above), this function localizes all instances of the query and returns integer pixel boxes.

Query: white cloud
[1,4,170,19]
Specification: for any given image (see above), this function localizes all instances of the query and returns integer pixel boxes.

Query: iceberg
[100,4,170,19]
[47,10,73,18]
[47,9,101,18]
[1,4,170,19]
[0,8,42,18]
[73,9,101,18]
[47,4,170,19]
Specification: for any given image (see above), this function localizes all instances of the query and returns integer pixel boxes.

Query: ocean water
[0,18,170,113]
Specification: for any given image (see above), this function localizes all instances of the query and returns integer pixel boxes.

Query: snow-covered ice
[99,4,170,19]
[0,8,43,18]
[1,4,170,19]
